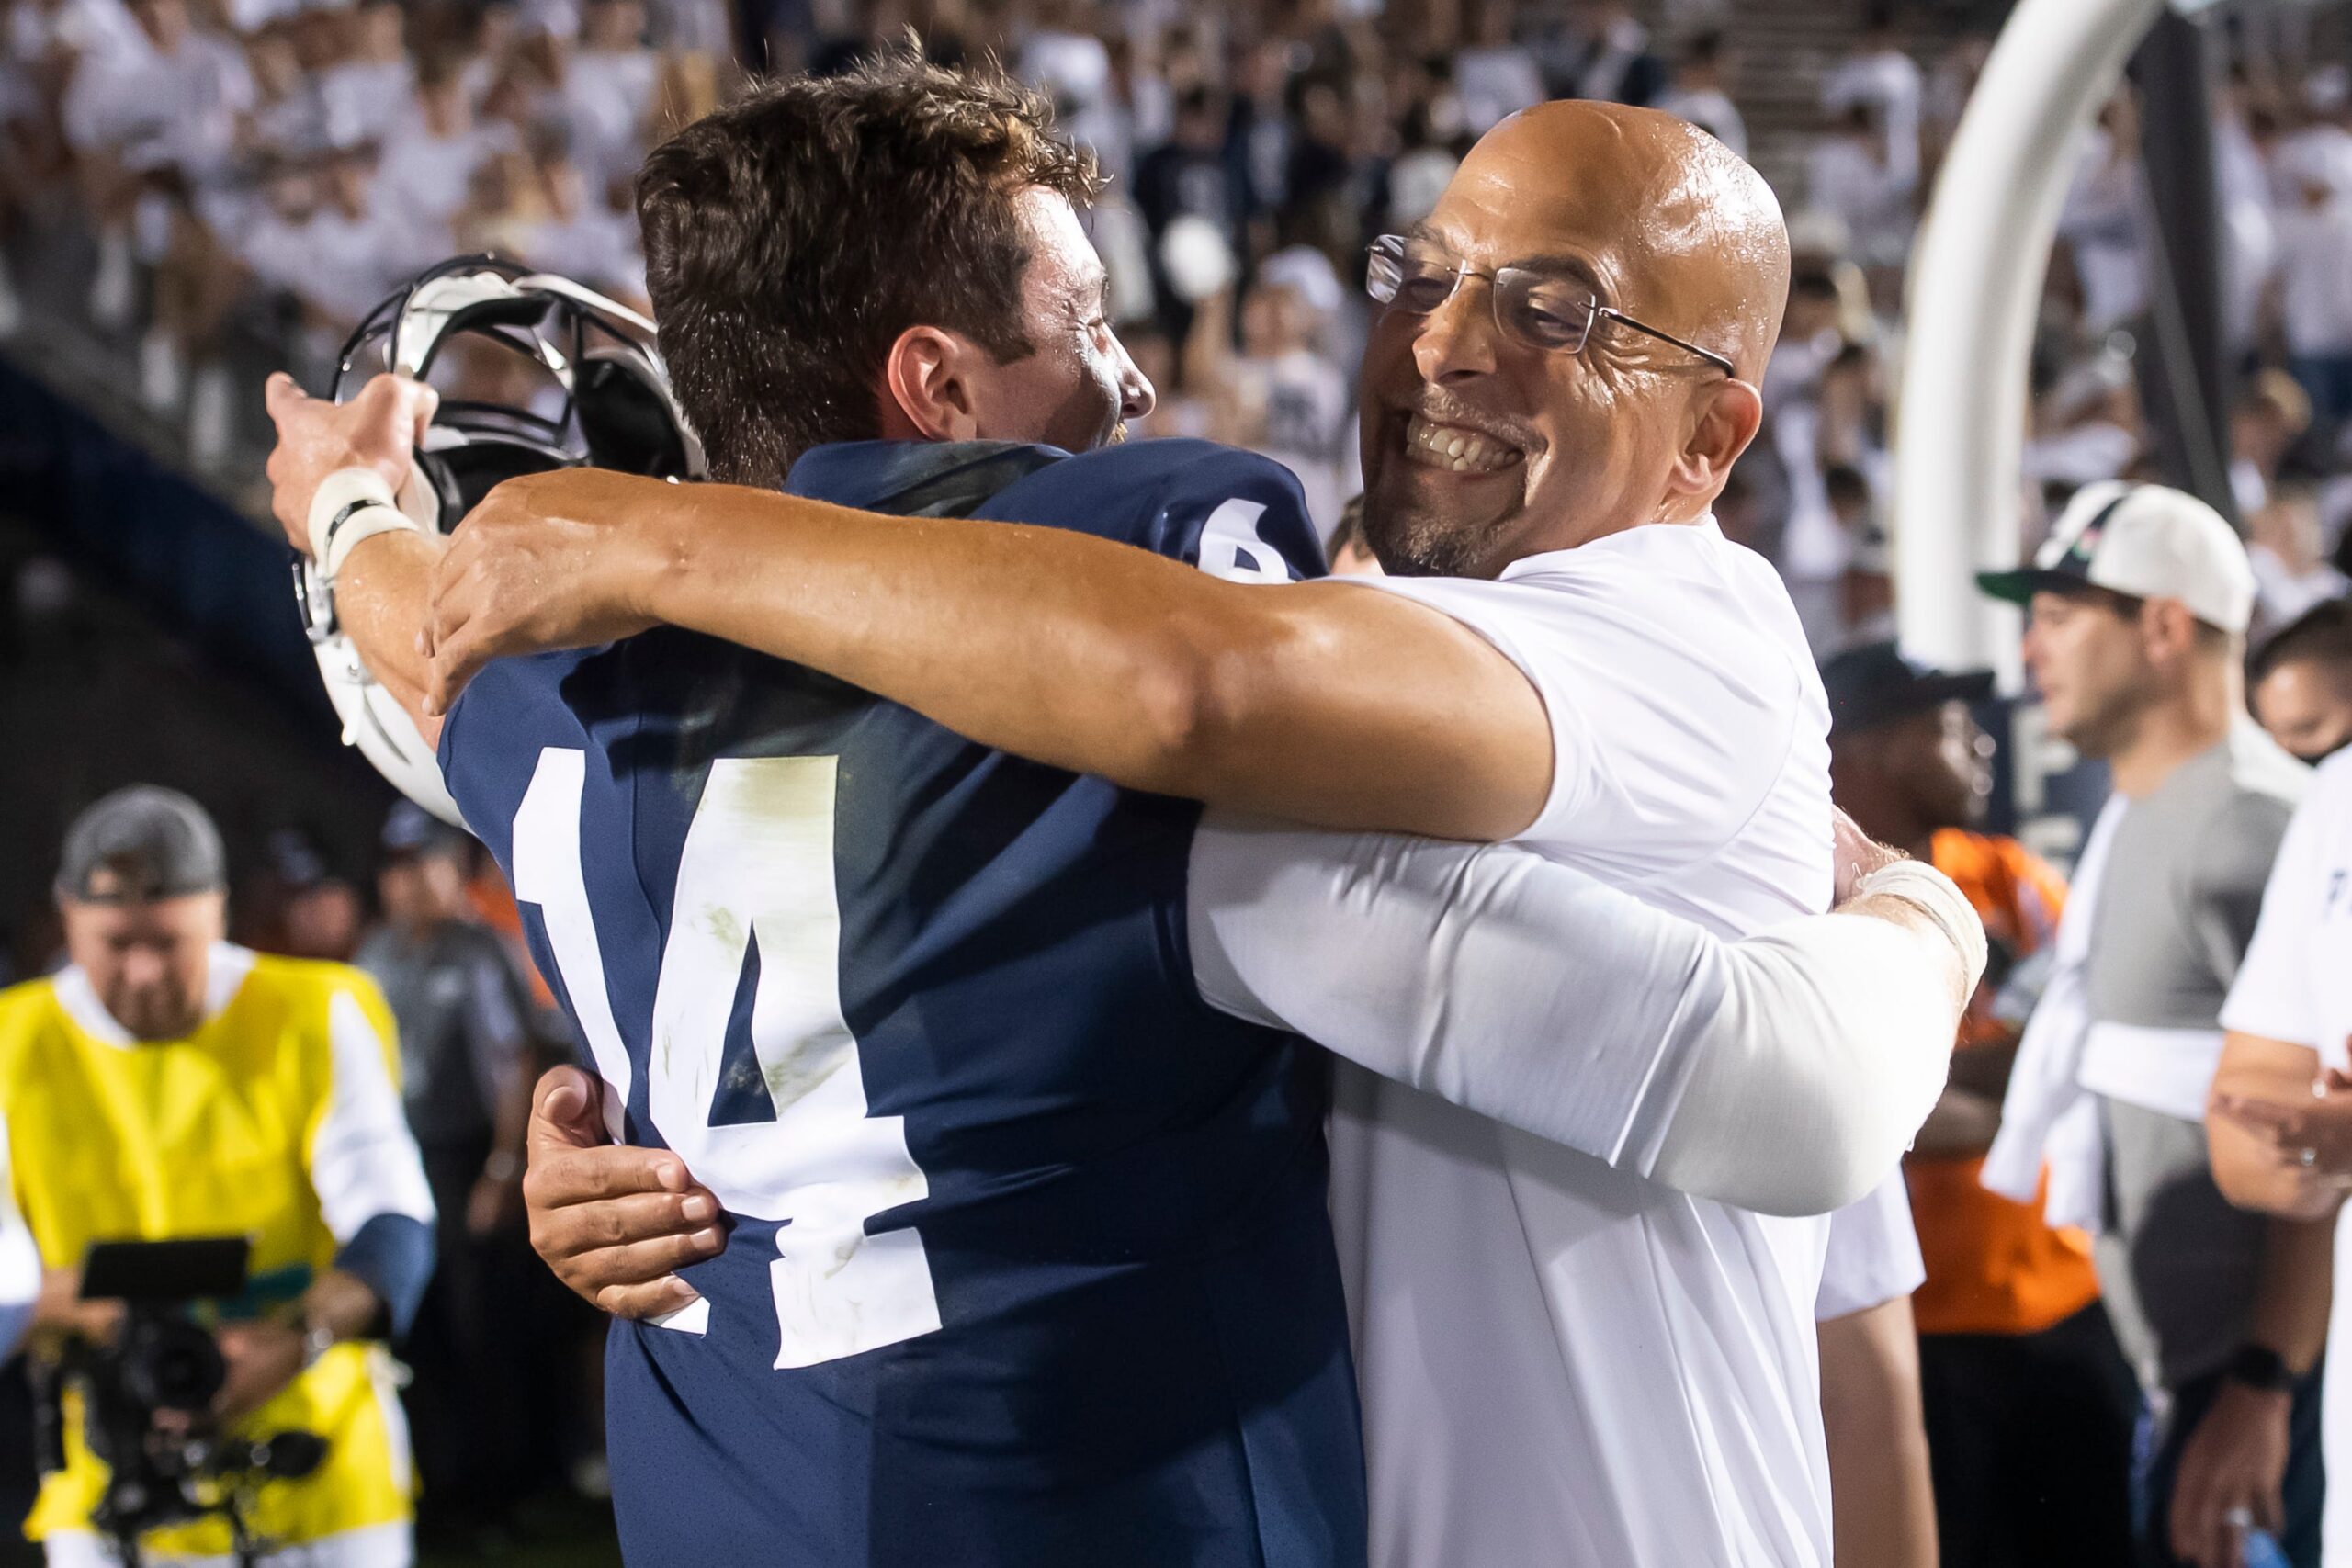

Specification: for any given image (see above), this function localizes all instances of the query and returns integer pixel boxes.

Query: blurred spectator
[2274,65,2352,210]
[2248,481,2350,636]
[564,0,658,198]
[318,0,410,146]
[355,803,539,1541]
[2233,371,2315,519]
[240,826,366,961]
[1654,30,1743,161]
[1822,1,1922,188]
[2274,162,2352,423]
[1976,486,2323,1568]
[376,51,517,231]
[1532,0,1661,108]
[1828,464,1894,649]
[2057,96,2150,335]
[1452,0,1539,139]
[2251,598,2352,763]
[1824,643,2141,1568]
[1805,103,1913,273]
[1209,255,1351,536]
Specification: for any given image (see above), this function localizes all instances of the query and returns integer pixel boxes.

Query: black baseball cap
[380,801,473,863]
[1821,641,1995,738]
[56,786,228,904]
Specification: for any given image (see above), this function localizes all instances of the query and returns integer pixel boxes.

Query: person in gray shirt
[1979,482,2325,1568]
[355,801,540,1539]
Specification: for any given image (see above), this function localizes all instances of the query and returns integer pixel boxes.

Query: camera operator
[0,788,435,1567]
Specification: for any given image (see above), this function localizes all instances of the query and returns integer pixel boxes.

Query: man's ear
[1664,378,1765,508]
[883,325,981,442]
[2139,596,2201,670]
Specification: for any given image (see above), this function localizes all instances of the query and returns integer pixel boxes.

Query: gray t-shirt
[2086,720,2307,1390]
[355,918,535,1151]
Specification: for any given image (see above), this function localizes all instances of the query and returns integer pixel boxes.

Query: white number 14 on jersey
[512,748,943,1369]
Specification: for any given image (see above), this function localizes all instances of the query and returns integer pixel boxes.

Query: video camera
[32,1239,329,1568]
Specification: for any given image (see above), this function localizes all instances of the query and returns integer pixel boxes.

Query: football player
[266,58,1978,1567]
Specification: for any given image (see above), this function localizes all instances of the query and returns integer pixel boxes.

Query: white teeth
[1404,413,1520,474]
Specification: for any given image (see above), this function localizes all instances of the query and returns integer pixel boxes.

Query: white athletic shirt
[1318,517,1839,1568]
[2218,747,2352,1568]
[1816,1174,1927,1323]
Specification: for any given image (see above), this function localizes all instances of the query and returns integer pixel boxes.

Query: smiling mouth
[1400,412,1525,476]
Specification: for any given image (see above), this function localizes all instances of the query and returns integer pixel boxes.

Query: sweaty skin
[413,105,1797,844]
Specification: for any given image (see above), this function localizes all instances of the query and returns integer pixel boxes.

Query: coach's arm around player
[521,818,1984,1319]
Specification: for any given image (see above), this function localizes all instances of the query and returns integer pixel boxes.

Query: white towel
[1982,795,2127,1230]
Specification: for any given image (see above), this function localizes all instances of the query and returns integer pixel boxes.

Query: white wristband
[307,467,419,579]
[1854,858,1988,993]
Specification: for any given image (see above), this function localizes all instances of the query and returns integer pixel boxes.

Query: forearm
[1190,820,1978,1215]
[637,483,1545,840]
[2208,1034,2337,1218]
[2248,1214,2335,1373]
[2211,1113,2343,1220]
[1653,894,1972,1214]
[1819,1298,1939,1568]
[334,529,446,747]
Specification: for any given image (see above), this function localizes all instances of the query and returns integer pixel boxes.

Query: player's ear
[883,325,982,443]
[1662,378,1763,508]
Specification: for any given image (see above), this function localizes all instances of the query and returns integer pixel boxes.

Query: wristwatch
[2226,1342,2296,1393]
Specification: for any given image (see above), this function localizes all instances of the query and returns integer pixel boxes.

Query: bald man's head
[1356,100,1791,579]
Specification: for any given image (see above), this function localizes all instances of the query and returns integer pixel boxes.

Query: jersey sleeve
[1133,444,1328,582]
[1351,549,1800,866]
[305,972,436,1243]
[2222,779,2341,1047]
[1814,1175,1926,1322]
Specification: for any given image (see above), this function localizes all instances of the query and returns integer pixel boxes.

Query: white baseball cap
[1976,481,2257,636]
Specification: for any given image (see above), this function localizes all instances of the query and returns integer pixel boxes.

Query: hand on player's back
[424,468,672,715]
[1831,807,1905,903]
[524,1065,725,1319]
[262,372,437,556]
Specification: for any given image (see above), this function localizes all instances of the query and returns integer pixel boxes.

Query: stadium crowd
[9,0,2352,1563]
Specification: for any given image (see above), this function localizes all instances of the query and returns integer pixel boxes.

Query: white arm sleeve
[1191,818,1977,1216]
[0,1111,37,1359]
[311,989,438,1242]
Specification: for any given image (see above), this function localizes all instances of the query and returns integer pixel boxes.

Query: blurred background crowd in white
[2,0,2351,653]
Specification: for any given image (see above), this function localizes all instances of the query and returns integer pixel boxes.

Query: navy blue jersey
[438,438,1364,1567]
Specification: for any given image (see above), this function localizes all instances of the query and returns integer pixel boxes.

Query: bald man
[287,104,1944,1565]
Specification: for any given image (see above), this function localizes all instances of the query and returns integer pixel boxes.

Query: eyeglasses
[1364,234,1736,378]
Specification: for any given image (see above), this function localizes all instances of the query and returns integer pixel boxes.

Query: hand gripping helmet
[294,257,704,825]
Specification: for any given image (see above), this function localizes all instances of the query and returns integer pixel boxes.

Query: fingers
[597,1276,704,1321]
[531,1065,608,1154]
[534,1183,718,1254]
[543,1214,725,1292]
[411,380,440,447]
[2212,1096,2309,1148]
[263,370,309,423]
[526,1140,693,1207]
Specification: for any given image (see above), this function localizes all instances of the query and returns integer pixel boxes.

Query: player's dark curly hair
[636,47,1102,490]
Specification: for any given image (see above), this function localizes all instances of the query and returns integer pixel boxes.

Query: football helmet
[294,257,703,826]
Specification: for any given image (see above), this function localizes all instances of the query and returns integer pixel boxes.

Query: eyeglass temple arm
[1598,308,1737,377]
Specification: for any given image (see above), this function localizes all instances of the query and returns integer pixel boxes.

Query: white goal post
[1889,0,2174,680]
